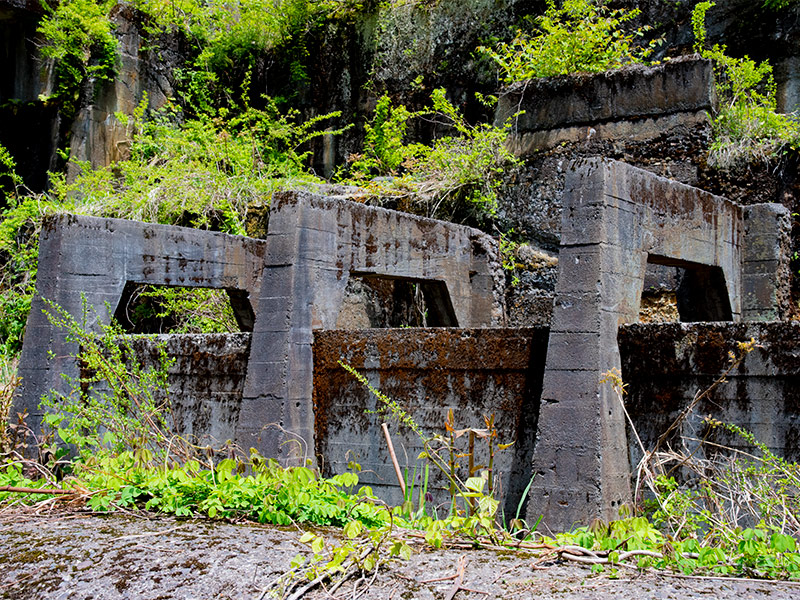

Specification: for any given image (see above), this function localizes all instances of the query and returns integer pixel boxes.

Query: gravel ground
[1,510,799,600]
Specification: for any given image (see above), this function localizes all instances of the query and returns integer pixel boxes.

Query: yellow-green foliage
[693,2,800,169]
[342,88,519,223]
[37,0,118,115]
[0,95,342,351]
[479,0,654,83]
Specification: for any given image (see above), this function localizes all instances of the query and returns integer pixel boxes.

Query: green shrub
[478,0,654,83]
[39,299,177,459]
[0,94,343,350]
[37,0,118,116]
[342,88,519,223]
[693,2,800,169]
[121,286,240,334]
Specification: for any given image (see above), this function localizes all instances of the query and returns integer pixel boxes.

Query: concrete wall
[528,158,744,532]
[16,200,504,463]
[496,56,716,156]
[312,327,546,515]
[15,214,266,435]
[76,322,800,527]
[86,334,251,447]
[237,191,504,465]
[619,322,800,465]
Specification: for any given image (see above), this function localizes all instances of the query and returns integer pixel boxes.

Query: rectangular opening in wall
[647,256,734,322]
[113,282,254,333]
[336,275,457,329]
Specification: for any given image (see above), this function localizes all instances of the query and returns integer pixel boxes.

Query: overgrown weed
[339,88,519,224]
[693,2,800,170]
[478,0,657,82]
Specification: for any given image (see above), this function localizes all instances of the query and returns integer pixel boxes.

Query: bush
[478,0,655,83]
[0,93,344,350]
[342,88,519,223]
[37,0,118,116]
[693,2,800,170]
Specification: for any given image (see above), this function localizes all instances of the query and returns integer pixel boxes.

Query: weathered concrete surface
[496,57,716,155]
[237,192,504,465]
[312,327,545,515]
[742,204,793,321]
[89,333,251,447]
[620,322,800,467]
[528,159,743,532]
[5,511,799,600]
[14,215,266,438]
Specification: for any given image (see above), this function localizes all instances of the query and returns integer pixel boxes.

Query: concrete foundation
[237,191,503,464]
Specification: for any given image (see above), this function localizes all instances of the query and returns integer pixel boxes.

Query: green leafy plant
[39,298,178,462]
[37,0,118,116]
[478,0,655,83]
[692,1,800,169]
[0,91,345,348]
[0,355,20,458]
[499,230,521,287]
[0,142,23,200]
[342,89,519,223]
[119,286,240,334]
[764,0,798,9]
[588,338,800,580]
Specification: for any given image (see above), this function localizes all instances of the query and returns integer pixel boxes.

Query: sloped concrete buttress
[236,191,504,464]
[528,159,743,531]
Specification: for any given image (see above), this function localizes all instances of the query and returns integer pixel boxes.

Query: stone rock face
[65,4,179,180]
[3,0,800,189]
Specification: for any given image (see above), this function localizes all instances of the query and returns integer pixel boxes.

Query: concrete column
[742,203,792,321]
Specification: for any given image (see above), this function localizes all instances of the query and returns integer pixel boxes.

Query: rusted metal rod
[381,422,406,496]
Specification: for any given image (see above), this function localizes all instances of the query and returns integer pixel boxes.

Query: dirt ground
[1,510,800,600]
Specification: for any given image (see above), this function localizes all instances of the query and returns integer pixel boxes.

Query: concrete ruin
[525,158,791,530]
[496,56,717,155]
[14,156,796,529]
[237,191,504,463]
[16,214,266,431]
[15,193,504,464]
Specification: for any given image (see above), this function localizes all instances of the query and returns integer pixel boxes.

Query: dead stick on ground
[443,555,468,600]
[381,423,406,496]
[0,485,74,495]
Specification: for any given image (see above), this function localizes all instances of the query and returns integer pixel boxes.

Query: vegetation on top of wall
[692,2,800,170]
[0,89,343,352]
[478,0,656,83]
[340,88,520,224]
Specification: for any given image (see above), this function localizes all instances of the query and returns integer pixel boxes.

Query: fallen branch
[0,485,74,495]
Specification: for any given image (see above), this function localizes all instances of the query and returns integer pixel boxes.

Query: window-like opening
[646,256,733,322]
[113,282,254,333]
[335,275,458,329]
[638,262,680,323]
